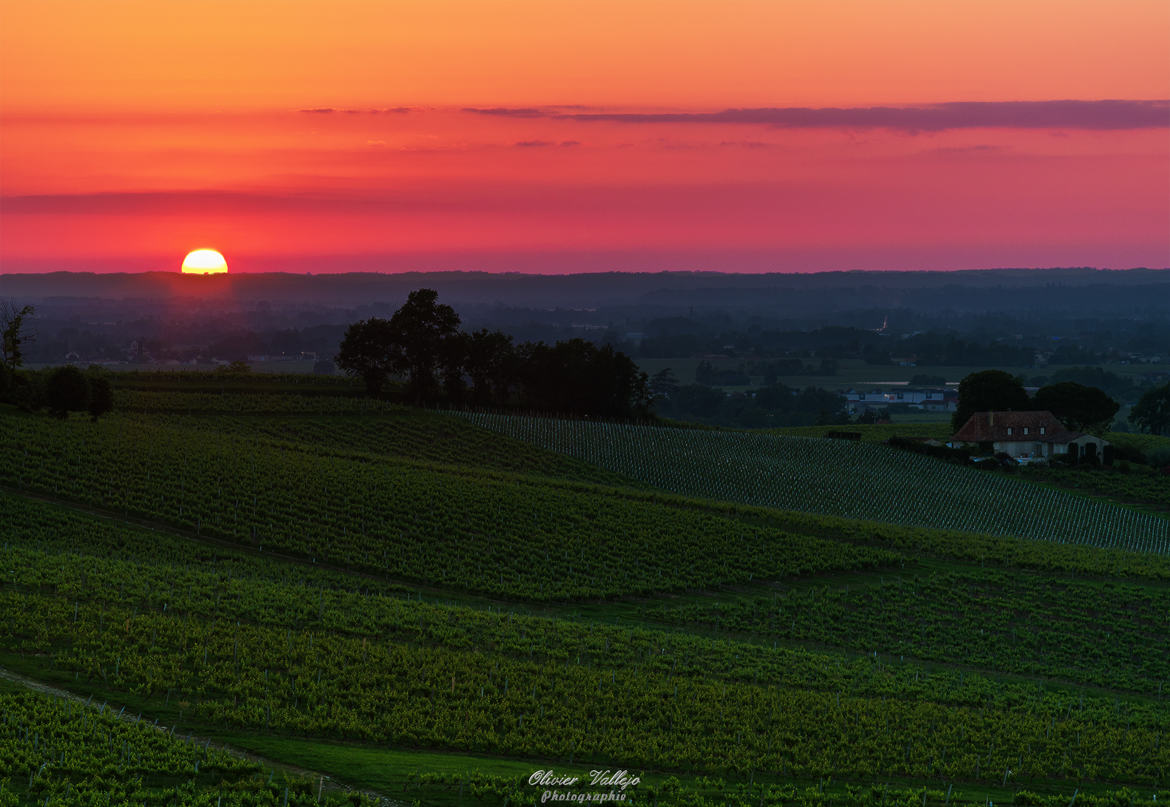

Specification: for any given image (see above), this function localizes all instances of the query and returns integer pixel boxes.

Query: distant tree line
[693,358,837,387]
[336,289,651,419]
[648,368,849,428]
[1027,366,1143,402]
[639,325,1041,368]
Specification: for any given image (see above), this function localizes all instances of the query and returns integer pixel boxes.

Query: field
[763,425,1170,516]
[1,374,1167,806]
[459,412,1170,550]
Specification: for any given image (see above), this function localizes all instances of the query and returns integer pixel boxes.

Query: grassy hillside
[459,412,1170,551]
[0,411,894,600]
[1,382,1166,806]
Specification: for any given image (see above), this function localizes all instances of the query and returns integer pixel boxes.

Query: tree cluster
[1,363,114,422]
[336,289,650,419]
[1,303,113,421]
[951,370,1119,434]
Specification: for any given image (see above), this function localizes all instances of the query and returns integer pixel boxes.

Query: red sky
[1,0,1167,273]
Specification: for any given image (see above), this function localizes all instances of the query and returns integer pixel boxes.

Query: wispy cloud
[922,144,1006,156]
[463,100,1169,131]
[718,140,773,149]
[299,107,413,115]
[513,140,582,148]
[463,107,546,118]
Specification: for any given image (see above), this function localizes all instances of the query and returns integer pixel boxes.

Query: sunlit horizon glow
[0,0,1167,273]
[181,249,229,274]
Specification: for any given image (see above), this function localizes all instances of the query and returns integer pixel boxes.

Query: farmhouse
[950,410,1110,464]
[844,387,957,415]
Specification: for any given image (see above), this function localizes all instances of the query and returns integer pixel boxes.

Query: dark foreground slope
[0,381,1166,806]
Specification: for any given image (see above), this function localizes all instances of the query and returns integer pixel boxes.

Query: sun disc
[181,248,229,274]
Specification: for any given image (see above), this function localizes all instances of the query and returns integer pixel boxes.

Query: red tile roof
[951,411,1076,443]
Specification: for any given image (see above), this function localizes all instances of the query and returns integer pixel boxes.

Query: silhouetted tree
[440,330,470,404]
[1,303,34,371]
[337,291,649,417]
[335,316,399,395]
[519,339,649,418]
[386,289,461,403]
[1033,382,1119,434]
[649,368,680,402]
[466,329,516,405]
[1131,383,1170,436]
[336,290,462,403]
[952,370,1030,431]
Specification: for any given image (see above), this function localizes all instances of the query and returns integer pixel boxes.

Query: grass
[1109,431,1170,458]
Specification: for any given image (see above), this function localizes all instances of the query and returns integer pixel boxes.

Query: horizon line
[3,266,1167,279]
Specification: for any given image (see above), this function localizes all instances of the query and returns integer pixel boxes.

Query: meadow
[0,374,1166,805]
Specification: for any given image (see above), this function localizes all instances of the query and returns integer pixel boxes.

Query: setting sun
[181,249,228,274]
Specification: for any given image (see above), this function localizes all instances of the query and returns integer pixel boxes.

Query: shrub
[886,435,971,465]
[1146,446,1170,469]
[88,376,113,421]
[1111,442,1147,465]
[45,366,90,418]
[8,371,45,411]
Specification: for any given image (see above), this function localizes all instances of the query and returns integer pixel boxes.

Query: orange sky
[1,0,1167,272]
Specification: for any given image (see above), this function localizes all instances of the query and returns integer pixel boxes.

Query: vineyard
[2,491,1168,792]
[132,409,645,488]
[0,684,377,805]
[457,412,1170,551]
[768,425,1170,513]
[0,412,895,600]
[1020,466,1170,513]
[114,389,395,414]
[647,568,1170,694]
[0,384,1167,805]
